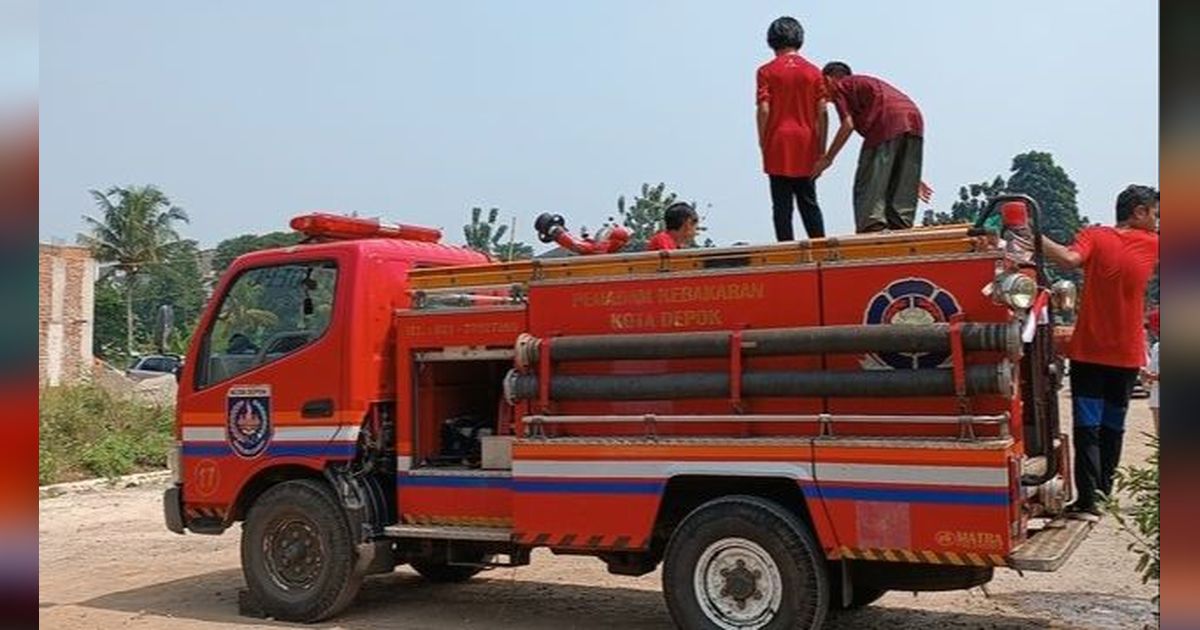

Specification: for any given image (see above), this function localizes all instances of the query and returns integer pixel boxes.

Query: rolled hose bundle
[504,361,1012,402]
[514,322,1020,370]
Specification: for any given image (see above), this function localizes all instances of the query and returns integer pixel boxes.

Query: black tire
[662,495,829,629]
[409,557,486,583]
[834,585,887,610]
[240,479,363,622]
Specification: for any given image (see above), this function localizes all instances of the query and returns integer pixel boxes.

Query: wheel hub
[264,518,324,590]
[694,537,783,629]
[719,560,763,607]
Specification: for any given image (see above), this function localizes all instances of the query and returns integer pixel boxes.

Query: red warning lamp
[289,213,442,243]
[1000,201,1029,229]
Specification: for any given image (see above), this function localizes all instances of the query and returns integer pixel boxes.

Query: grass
[39,384,175,485]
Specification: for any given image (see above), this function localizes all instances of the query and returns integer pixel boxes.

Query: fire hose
[514,322,1020,370]
[504,362,1012,402]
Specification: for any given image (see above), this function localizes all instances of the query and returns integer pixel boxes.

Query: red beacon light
[289,212,442,243]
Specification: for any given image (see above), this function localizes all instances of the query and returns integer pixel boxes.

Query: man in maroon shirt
[756,17,828,241]
[1042,184,1159,520]
[816,61,925,233]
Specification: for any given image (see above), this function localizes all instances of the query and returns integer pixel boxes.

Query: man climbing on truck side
[815,62,929,233]
[1040,184,1159,520]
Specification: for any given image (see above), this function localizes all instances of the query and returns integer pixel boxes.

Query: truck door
[178,258,349,507]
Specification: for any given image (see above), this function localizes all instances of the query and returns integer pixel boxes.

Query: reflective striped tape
[814,463,1008,488]
[839,546,1007,567]
[513,460,813,480]
[182,425,361,443]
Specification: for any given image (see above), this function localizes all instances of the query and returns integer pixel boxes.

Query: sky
[39,0,1158,250]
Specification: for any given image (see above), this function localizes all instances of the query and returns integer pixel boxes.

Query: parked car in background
[126,354,182,380]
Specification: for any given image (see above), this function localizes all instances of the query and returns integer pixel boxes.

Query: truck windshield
[198,261,338,388]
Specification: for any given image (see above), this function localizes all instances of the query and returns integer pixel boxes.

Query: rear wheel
[662,495,829,629]
[240,479,363,622]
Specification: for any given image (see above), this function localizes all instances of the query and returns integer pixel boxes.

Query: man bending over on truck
[1041,184,1159,521]
[647,202,699,251]
[815,62,930,233]
[756,16,828,241]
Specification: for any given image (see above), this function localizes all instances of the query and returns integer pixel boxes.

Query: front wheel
[662,495,829,629]
[240,479,363,622]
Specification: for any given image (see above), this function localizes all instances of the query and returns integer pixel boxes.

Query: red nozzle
[551,224,631,255]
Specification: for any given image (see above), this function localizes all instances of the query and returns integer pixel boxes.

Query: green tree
[133,239,207,353]
[923,152,1088,244]
[923,176,1007,226]
[1006,151,1089,245]
[608,182,714,251]
[80,185,189,356]
[212,231,303,278]
[93,278,128,362]
[462,207,533,261]
[611,183,676,251]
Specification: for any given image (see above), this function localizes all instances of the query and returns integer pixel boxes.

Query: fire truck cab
[165,202,1090,629]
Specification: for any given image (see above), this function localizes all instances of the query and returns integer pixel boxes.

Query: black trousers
[769,175,825,241]
[1069,360,1139,510]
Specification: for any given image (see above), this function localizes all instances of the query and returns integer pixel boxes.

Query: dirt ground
[39,400,1159,630]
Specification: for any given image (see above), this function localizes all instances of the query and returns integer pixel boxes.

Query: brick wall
[39,244,97,387]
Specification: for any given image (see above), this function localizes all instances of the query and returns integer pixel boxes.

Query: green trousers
[853,134,924,233]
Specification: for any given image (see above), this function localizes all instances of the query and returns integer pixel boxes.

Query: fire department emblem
[227,385,272,458]
[862,278,961,370]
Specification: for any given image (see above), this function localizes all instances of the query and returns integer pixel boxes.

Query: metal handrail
[522,412,1010,440]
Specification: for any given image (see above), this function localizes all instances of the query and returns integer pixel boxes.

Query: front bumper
[163,484,185,534]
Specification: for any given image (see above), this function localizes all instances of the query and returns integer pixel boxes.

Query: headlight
[992,271,1037,310]
[1051,279,1077,314]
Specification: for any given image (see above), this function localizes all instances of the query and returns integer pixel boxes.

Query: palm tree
[80,185,189,356]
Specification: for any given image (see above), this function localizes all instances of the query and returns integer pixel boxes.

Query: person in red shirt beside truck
[646,202,699,252]
[755,16,828,241]
[816,61,928,233]
[1041,184,1159,520]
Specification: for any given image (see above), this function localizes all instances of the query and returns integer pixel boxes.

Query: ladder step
[1008,518,1093,572]
[384,524,512,542]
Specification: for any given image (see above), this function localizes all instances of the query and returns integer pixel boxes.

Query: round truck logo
[863,278,961,370]
[227,385,272,458]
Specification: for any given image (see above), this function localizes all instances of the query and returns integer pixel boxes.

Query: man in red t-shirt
[816,62,925,233]
[756,17,828,241]
[647,202,699,251]
[1042,184,1159,520]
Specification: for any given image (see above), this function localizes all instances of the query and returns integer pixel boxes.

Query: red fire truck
[164,196,1090,629]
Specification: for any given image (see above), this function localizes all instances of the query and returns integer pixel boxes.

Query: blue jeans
[1069,361,1139,509]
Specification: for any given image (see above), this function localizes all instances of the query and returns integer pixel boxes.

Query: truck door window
[198,261,338,388]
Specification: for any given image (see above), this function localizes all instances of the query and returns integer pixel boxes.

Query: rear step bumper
[1008,518,1094,572]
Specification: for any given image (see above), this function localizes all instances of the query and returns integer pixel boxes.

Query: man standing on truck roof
[1041,184,1159,521]
[756,16,828,242]
[647,202,699,251]
[815,62,930,233]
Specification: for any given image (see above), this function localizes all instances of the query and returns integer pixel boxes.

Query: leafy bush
[1105,433,1159,598]
[39,384,174,484]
